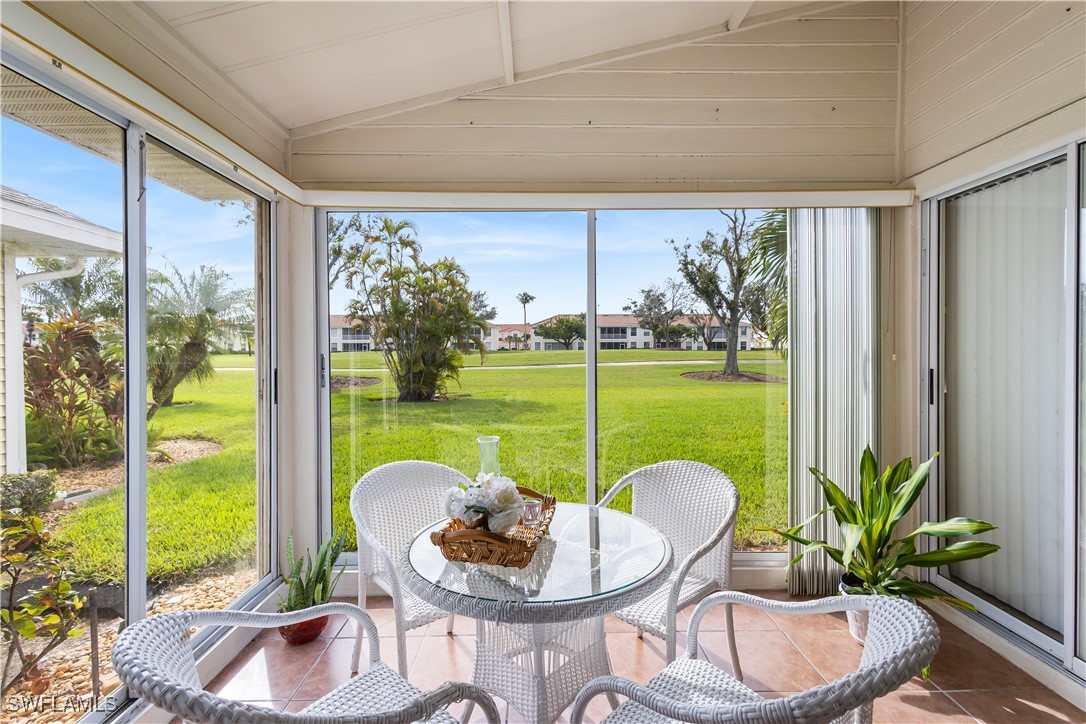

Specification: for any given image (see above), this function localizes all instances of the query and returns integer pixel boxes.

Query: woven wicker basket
[431,486,556,568]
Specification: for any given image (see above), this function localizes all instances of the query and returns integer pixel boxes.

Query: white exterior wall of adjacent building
[324,314,765,354]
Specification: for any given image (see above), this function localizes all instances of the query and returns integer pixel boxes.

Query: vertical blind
[788,208,879,595]
[943,159,1067,634]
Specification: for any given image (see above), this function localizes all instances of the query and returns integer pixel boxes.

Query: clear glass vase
[478,435,501,477]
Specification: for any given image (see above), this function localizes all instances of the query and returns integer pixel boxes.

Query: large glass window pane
[942,158,1067,636]
[144,138,270,614]
[327,211,587,545]
[1,67,126,718]
[595,210,788,547]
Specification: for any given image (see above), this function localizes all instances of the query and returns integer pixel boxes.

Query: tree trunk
[147,340,207,421]
[724,320,741,375]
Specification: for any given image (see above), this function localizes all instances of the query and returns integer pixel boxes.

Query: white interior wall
[881,1,1085,466]
[275,200,320,566]
[902,1,1085,180]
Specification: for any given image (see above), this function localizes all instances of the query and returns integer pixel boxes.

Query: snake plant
[757,448,1000,609]
[279,530,347,612]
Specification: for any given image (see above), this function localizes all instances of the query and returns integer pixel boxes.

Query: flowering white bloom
[441,487,466,521]
[443,476,524,533]
[490,481,523,513]
[464,484,492,511]
[487,508,521,534]
[461,507,485,526]
[475,472,501,490]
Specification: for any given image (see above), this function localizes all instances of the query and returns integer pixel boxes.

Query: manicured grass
[55,372,258,585]
[57,352,788,584]
[331,358,787,549]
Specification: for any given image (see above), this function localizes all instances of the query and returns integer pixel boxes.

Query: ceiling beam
[727,1,754,32]
[496,0,514,86]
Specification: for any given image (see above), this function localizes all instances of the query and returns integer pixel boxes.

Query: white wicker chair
[111,602,500,723]
[350,461,468,676]
[571,593,940,724]
[598,460,741,668]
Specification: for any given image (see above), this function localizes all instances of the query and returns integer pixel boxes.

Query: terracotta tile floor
[204,594,1085,723]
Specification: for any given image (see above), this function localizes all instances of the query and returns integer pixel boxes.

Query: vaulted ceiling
[143,1,770,133]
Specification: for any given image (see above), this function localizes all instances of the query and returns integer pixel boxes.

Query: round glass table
[401,503,673,723]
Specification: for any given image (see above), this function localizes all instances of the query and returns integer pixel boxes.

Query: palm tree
[516,292,536,350]
[750,209,787,355]
[146,262,253,420]
[22,256,123,323]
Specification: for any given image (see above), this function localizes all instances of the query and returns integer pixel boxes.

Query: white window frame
[0,52,282,718]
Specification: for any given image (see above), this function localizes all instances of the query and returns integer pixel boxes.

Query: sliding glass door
[1,66,129,716]
[320,211,587,549]
[0,62,277,721]
[923,145,1083,669]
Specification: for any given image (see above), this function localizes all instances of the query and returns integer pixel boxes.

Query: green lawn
[57,353,787,584]
[330,358,787,550]
[211,348,778,370]
[55,371,259,585]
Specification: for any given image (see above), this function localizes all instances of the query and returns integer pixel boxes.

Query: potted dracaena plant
[757,448,1000,643]
[277,530,347,644]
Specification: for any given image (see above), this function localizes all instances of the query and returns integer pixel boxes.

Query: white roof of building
[1,186,122,257]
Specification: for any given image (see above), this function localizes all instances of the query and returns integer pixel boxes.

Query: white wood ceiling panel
[137,0,821,130]
[510,2,737,72]
[256,47,503,128]
[147,1,246,24]
[215,7,502,128]
[158,2,491,75]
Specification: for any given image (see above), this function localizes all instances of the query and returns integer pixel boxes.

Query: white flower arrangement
[441,472,525,534]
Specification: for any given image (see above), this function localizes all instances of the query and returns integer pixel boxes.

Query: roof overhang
[2,197,122,257]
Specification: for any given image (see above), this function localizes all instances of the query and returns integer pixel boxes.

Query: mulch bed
[330,375,381,389]
[681,370,786,383]
[53,440,225,495]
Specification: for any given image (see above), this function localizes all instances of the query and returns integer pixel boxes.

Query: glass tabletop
[406,503,671,606]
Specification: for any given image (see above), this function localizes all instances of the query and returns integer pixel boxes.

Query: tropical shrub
[279,530,346,612]
[23,313,124,468]
[341,216,488,402]
[1,510,86,696]
[0,471,57,519]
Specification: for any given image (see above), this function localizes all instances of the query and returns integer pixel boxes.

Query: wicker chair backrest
[111,610,293,724]
[351,460,471,576]
[618,460,739,585]
[784,596,940,722]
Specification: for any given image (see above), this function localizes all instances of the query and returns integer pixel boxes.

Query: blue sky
[3,117,256,291]
[5,116,743,322]
[328,209,735,322]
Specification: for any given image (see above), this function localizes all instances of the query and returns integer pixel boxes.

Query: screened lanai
[0,2,1083,722]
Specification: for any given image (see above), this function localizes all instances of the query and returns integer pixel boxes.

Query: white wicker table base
[464,617,616,724]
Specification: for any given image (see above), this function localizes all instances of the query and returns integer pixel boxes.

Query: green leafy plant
[23,313,124,468]
[279,530,347,612]
[757,448,1000,608]
[1,510,86,696]
[0,471,57,519]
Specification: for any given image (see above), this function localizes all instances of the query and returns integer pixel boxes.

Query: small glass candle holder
[521,497,543,527]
